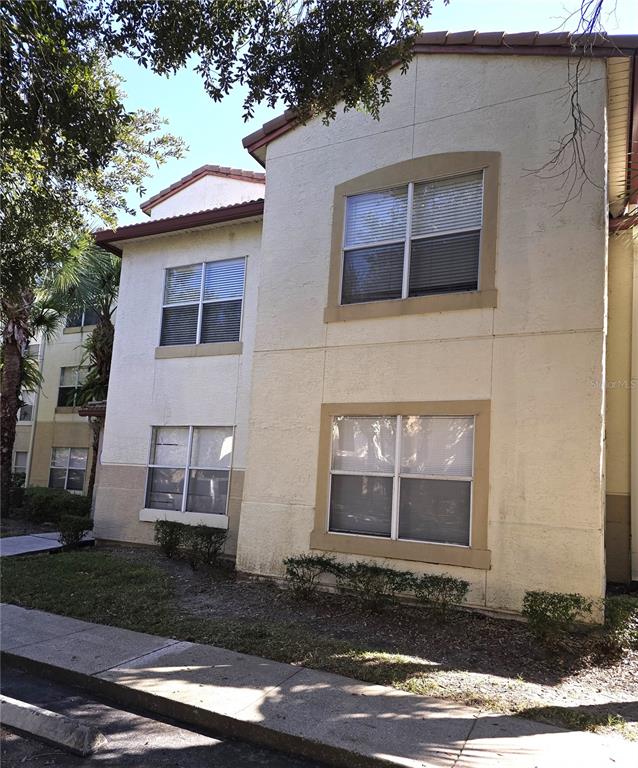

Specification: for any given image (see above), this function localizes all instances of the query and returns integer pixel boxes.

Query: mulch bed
[107,544,638,735]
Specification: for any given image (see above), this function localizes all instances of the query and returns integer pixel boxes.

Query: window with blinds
[160,258,245,346]
[146,426,234,515]
[329,415,474,546]
[341,172,483,305]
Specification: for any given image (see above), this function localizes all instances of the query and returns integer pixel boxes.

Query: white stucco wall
[94,220,261,543]
[236,53,609,613]
[149,176,265,219]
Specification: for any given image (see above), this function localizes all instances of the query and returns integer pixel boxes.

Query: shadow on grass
[517,700,638,738]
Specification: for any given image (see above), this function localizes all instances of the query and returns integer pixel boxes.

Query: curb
[0,693,106,756]
[1,651,393,768]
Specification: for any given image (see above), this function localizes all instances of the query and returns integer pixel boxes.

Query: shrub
[24,487,91,523]
[58,514,93,548]
[411,573,470,616]
[283,553,342,600]
[182,525,227,570]
[336,561,411,612]
[153,520,185,558]
[522,590,593,642]
[601,596,638,653]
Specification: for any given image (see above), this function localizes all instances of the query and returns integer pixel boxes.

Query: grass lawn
[1,548,636,740]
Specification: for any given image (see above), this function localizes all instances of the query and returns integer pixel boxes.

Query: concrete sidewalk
[0,532,94,557]
[1,604,635,768]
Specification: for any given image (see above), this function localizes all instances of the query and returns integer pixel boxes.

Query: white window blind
[146,425,234,515]
[160,258,245,346]
[329,415,474,546]
[341,172,483,305]
[49,447,88,492]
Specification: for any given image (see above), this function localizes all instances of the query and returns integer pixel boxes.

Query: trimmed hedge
[522,590,593,642]
[153,520,227,569]
[283,554,469,614]
[58,515,93,548]
[23,487,91,523]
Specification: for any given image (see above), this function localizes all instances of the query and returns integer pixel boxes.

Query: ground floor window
[146,426,233,515]
[49,447,88,491]
[329,414,475,547]
[13,451,28,484]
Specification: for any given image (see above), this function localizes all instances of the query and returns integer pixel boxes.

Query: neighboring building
[14,315,97,494]
[94,33,637,616]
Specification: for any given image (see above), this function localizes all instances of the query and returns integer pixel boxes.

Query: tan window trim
[63,325,97,335]
[325,152,500,323]
[310,401,491,570]
[55,406,79,414]
[155,341,243,359]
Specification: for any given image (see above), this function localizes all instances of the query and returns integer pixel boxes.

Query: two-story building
[94,32,637,615]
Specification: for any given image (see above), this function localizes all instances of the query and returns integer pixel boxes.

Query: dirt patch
[107,545,638,737]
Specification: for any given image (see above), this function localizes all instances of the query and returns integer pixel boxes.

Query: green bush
[24,487,91,523]
[602,596,638,653]
[182,525,227,570]
[411,573,470,616]
[283,553,342,600]
[336,561,412,612]
[522,590,593,642]
[153,520,185,558]
[58,514,93,548]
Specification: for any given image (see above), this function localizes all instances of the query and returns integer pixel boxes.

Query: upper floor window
[18,391,35,422]
[58,366,88,407]
[160,258,245,346]
[146,426,234,515]
[341,172,483,305]
[66,307,100,328]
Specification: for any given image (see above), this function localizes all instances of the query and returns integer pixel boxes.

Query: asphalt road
[0,666,325,767]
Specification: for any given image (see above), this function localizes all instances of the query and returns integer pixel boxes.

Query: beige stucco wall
[236,53,609,613]
[93,220,261,545]
[149,176,264,220]
[605,230,635,582]
[26,327,93,490]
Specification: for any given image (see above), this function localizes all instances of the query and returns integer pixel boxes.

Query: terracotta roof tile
[140,164,265,214]
[95,198,264,254]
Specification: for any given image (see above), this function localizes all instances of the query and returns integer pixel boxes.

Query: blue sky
[114,0,638,223]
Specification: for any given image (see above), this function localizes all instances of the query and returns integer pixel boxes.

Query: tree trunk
[87,416,103,512]
[1,337,22,513]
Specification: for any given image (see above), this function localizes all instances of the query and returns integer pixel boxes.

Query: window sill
[309,529,491,570]
[324,289,497,323]
[55,406,79,414]
[155,341,243,359]
[63,325,96,335]
[139,508,229,529]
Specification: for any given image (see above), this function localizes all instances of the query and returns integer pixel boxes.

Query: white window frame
[340,173,484,305]
[13,451,28,475]
[58,366,88,407]
[159,258,246,347]
[49,447,88,493]
[144,425,235,520]
[66,307,98,328]
[328,414,475,548]
[18,391,35,423]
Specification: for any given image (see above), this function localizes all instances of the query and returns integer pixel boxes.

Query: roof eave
[94,199,264,254]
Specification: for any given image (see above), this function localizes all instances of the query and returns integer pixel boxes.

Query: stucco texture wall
[236,53,608,613]
[27,328,93,490]
[93,220,261,546]
[605,230,636,582]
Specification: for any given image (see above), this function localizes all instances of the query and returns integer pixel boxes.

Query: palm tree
[58,245,120,502]
[1,292,70,510]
